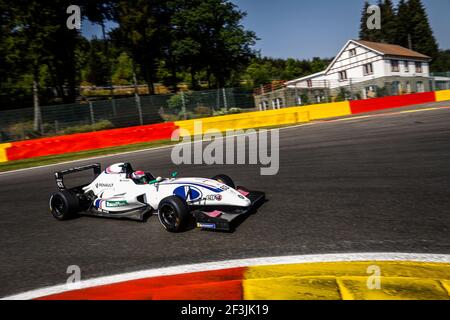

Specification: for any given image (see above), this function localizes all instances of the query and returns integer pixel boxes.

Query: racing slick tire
[212,174,235,189]
[158,196,190,232]
[49,190,80,220]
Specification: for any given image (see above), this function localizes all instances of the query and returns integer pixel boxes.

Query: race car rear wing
[55,163,102,190]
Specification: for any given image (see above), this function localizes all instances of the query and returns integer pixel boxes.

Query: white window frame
[363,63,373,76]
[338,70,348,81]
[404,61,409,73]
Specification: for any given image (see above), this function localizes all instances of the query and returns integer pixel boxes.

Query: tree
[359,0,382,42]
[85,39,111,85]
[395,0,411,48]
[112,52,135,85]
[379,0,397,43]
[81,0,117,94]
[431,50,450,72]
[359,0,396,43]
[112,0,173,95]
[169,0,256,89]
[4,1,82,128]
[359,1,378,41]
[407,0,439,59]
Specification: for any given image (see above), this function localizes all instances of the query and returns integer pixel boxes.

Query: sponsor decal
[95,183,114,188]
[197,223,216,229]
[105,200,128,208]
[173,185,202,202]
[205,194,222,201]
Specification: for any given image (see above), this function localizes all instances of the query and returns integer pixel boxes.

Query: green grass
[0,139,178,172]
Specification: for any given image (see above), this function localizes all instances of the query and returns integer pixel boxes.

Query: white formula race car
[49,163,265,232]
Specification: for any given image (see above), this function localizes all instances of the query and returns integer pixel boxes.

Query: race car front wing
[192,188,265,231]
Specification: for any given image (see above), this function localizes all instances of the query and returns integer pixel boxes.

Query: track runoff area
[0,101,450,302]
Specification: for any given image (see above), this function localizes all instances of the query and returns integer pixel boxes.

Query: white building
[285,39,432,99]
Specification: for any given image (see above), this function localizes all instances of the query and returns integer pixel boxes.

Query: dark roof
[355,40,431,60]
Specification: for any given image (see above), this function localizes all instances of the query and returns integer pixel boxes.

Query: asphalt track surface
[1,102,450,297]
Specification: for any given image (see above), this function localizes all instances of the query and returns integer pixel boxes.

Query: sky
[82,0,450,60]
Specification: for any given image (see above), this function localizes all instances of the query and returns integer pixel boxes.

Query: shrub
[61,120,114,134]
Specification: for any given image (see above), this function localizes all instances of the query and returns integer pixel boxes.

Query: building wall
[289,41,430,91]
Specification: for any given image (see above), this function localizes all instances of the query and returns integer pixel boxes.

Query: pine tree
[379,0,397,43]
[359,1,371,40]
[359,0,382,41]
[407,0,439,58]
[395,0,411,48]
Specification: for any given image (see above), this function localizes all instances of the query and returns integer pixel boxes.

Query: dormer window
[349,49,356,57]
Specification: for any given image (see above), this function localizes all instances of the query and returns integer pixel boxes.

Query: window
[406,81,411,93]
[415,62,423,73]
[404,61,409,73]
[363,63,373,76]
[338,70,348,81]
[391,60,400,72]
[365,86,376,98]
[307,80,313,88]
[296,95,302,105]
[417,81,424,93]
[391,81,400,95]
[349,48,356,57]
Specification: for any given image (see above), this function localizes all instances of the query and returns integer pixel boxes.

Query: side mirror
[171,172,178,178]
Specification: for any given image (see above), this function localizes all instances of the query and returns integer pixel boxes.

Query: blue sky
[82,0,450,60]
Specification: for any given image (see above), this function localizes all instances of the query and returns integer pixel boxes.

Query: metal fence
[0,88,255,143]
[254,75,450,111]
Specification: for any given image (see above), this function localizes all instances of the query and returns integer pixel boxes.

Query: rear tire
[158,196,190,232]
[212,174,235,189]
[49,190,80,220]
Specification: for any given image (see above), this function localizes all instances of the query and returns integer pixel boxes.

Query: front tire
[49,190,80,220]
[158,196,190,232]
[212,174,235,189]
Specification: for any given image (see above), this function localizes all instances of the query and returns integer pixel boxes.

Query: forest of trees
[359,0,450,71]
[0,0,259,109]
[0,0,341,111]
[1,0,449,111]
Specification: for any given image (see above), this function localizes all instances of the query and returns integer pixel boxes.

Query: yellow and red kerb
[36,261,450,300]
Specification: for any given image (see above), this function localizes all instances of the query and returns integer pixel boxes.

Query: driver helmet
[131,170,146,180]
